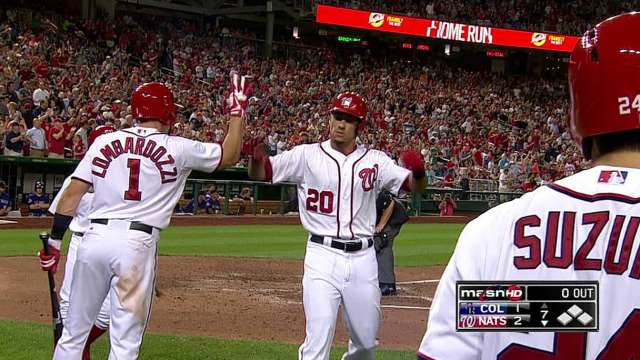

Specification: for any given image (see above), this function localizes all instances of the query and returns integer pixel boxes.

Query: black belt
[72,232,85,237]
[91,219,154,235]
[310,235,373,252]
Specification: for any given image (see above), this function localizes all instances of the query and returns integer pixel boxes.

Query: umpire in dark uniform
[374,190,410,296]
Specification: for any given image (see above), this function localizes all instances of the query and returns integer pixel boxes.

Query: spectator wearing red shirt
[72,134,85,159]
[439,194,457,216]
[521,175,538,193]
[47,118,66,158]
[443,169,455,187]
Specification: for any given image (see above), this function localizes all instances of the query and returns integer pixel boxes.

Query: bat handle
[39,232,50,255]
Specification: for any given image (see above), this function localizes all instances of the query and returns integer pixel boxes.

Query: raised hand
[225,71,253,118]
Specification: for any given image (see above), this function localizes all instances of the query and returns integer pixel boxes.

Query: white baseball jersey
[50,176,93,233]
[71,127,222,229]
[418,165,640,360]
[269,140,411,239]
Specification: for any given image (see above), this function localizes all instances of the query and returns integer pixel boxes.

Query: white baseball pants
[54,219,159,360]
[59,233,111,330]
[298,241,381,360]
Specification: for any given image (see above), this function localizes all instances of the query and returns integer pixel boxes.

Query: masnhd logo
[531,32,547,47]
[368,12,385,28]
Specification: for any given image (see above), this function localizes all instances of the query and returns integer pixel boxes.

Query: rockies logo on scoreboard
[456,281,599,332]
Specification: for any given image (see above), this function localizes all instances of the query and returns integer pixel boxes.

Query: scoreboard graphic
[456,281,598,332]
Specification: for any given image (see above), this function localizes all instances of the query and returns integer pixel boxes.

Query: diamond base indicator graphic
[456,281,598,332]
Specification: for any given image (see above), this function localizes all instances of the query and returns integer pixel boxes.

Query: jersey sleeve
[180,139,223,173]
[49,177,71,214]
[27,194,35,205]
[270,145,306,184]
[377,153,411,195]
[71,144,96,185]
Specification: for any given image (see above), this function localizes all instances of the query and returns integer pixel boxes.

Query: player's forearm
[376,202,395,231]
[55,180,90,217]
[247,156,266,181]
[219,117,244,169]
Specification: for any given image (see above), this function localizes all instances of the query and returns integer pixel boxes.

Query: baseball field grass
[0,223,463,266]
[0,223,464,359]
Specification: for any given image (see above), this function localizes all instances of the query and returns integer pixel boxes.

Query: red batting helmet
[569,12,640,153]
[330,92,367,130]
[131,82,177,127]
[88,125,116,146]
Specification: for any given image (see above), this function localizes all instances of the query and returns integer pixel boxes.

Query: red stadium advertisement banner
[316,5,580,53]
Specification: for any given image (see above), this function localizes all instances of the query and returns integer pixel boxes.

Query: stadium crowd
[0,8,588,197]
[317,0,639,35]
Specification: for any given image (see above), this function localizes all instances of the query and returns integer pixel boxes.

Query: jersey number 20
[124,158,142,201]
[499,309,640,359]
[306,189,333,214]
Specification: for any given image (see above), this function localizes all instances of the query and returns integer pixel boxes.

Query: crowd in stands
[0,6,588,201]
[317,0,638,35]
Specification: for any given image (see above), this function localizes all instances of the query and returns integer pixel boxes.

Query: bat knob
[39,232,49,241]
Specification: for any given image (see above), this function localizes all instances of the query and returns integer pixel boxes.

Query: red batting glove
[38,238,62,273]
[225,71,253,118]
[38,246,61,273]
[399,149,426,178]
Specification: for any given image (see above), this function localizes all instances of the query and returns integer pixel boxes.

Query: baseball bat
[39,232,63,346]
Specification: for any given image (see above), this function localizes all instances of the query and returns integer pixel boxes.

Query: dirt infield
[0,214,472,229]
[1,216,455,352]
[1,256,443,351]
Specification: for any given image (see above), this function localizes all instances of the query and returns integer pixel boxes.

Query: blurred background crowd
[0,1,599,200]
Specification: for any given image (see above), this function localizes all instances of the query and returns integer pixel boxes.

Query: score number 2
[499,309,640,359]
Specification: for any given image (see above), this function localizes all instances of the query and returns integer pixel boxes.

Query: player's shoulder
[285,142,316,154]
[361,148,395,164]
[551,165,640,198]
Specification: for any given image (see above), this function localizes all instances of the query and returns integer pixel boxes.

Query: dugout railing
[182,178,525,216]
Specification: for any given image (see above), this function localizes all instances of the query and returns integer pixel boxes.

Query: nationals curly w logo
[359,164,378,192]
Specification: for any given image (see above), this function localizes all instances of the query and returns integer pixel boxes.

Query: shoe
[380,283,397,296]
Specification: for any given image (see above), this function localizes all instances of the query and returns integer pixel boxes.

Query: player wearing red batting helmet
[131,82,178,129]
[417,13,640,360]
[249,90,426,360]
[43,73,252,359]
[87,125,116,147]
[330,91,367,131]
[569,12,640,160]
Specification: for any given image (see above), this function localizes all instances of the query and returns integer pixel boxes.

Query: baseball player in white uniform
[45,175,111,360]
[37,75,251,359]
[418,13,640,360]
[249,92,427,360]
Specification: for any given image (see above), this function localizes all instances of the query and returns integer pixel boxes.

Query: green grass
[0,224,463,266]
[0,224,461,358]
[0,320,416,359]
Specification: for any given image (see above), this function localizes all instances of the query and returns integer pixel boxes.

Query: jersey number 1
[498,309,640,359]
[124,158,142,201]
